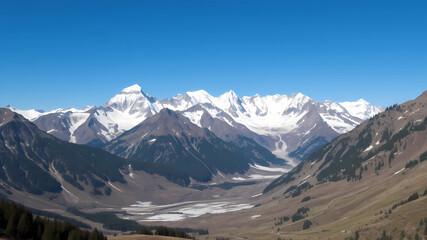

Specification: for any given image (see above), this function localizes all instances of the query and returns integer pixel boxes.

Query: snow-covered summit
[120,84,142,93]
[339,98,383,120]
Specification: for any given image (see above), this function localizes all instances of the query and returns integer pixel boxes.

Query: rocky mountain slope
[0,108,196,201]
[0,108,130,196]
[265,90,427,193]
[105,108,284,182]
[8,84,383,161]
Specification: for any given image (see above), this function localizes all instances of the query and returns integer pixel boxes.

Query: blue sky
[1,0,426,110]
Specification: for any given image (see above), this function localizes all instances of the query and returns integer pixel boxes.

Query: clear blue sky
[1,0,426,110]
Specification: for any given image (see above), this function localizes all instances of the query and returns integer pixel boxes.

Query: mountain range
[167,91,427,239]
[8,84,384,163]
[1,87,426,239]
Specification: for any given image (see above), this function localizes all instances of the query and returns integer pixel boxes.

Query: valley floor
[173,159,427,239]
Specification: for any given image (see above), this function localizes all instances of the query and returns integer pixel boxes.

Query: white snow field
[122,200,253,222]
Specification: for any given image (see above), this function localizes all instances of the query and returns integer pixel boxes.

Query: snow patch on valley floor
[250,215,261,219]
[123,200,253,222]
[232,177,246,181]
[233,174,282,181]
[249,174,282,179]
[251,164,289,173]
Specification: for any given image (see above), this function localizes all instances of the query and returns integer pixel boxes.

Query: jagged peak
[184,90,213,102]
[105,84,155,108]
[219,90,239,100]
[290,92,309,99]
[356,98,369,104]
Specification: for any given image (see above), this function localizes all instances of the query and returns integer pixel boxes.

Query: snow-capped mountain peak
[184,90,214,104]
[288,93,311,109]
[120,84,142,93]
[219,90,239,100]
[339,99,383,120]
[105,84,153,112]
[356,98,369,104]
[217,90,246,116]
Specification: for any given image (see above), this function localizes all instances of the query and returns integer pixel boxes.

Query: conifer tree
[5,211,19,235]
[17,211,33,239]
[41,222,55,240]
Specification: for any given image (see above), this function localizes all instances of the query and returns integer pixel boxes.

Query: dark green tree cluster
[420,151,427,162]
[302,220,312,230]
[274,216,289,226]
[138,226,153,235]
[375,160,385,173]
[377,230,392,240]
[420,217,427,236]
[345,231,359,240]
[405,159,419,168]
[291,207,310,222]
[301,196,311,203]
[0,200,106,240]
[391,190,424,210]
[154,226,193,239]
[67,208,140,232]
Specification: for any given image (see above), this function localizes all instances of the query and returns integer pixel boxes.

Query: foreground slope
[0,108,125,196]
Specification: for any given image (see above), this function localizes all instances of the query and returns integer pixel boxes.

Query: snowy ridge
[8,84,383,159]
